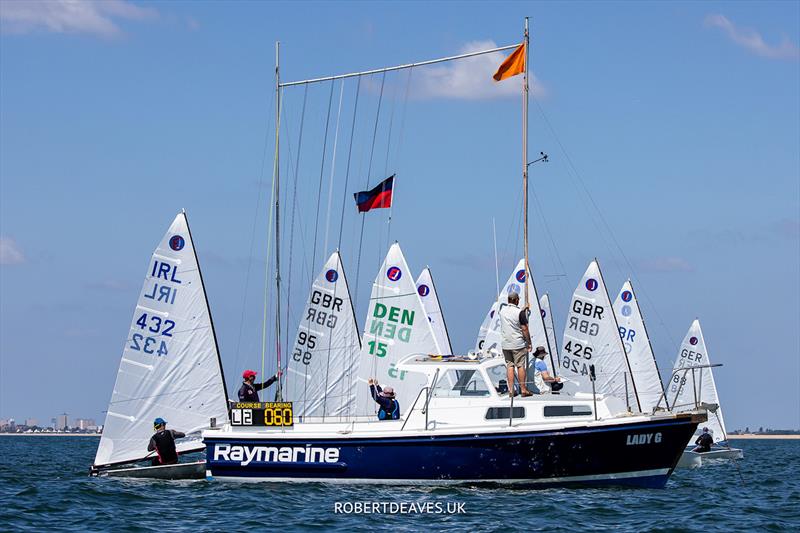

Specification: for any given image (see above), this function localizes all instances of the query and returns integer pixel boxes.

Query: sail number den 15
[230,402,294,427]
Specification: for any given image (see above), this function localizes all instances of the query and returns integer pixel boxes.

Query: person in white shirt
[532,346,563,393]
[499,292,533,397]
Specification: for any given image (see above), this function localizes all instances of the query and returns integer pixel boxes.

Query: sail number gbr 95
[230,402,294,427]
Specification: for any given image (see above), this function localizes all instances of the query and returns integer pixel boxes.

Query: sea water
[0,437,797,532]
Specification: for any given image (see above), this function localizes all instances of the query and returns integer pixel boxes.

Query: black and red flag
[353,174,394,213]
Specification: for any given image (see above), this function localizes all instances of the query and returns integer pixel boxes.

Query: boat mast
[522,17,530,308]
[275,41,283,400]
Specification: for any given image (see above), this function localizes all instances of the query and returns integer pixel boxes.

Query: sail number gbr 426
[562,299,604,376]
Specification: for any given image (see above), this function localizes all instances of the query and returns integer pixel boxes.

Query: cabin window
[485,407,525,420]
[543,405,593,417]
[432,369,490,398]
[485,363,511,394]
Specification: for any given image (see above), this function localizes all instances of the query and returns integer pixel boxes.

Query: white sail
[283,251,361,419]
[355,243,440,416]
[539,293,560,371]
[94,212,228,467]
[416,267,453,354]
[474,305,493,352]
[667,320,728,442]
[561,260,640,411]
[481,259,550,360]
[612,281,665,413]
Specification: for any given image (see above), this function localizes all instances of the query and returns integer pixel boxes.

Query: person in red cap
[368,378,400,420]
[238,369,282,402]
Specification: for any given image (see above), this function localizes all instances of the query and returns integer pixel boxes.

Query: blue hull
[205,416,698,488]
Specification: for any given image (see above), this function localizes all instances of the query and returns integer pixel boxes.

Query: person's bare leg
[506,365,515,396]
[518,365,530,394]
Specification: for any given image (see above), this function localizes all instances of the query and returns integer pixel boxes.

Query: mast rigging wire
[354,71,387,311]
[284,84,309,366]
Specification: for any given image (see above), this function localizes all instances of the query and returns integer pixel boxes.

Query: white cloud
[413,40,546,100]
[638,257,694,273]
[0,236,25,265]
[0,0,158,38]
[705,14,800,60]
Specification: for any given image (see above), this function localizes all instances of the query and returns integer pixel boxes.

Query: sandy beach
[727,434,800,440]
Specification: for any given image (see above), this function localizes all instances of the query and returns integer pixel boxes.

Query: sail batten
[93,213,229,468]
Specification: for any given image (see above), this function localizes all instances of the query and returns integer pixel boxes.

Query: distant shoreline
[728,434,800,440]
[0,433,101,437]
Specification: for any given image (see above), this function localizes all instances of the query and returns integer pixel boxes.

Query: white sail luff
[94,213,229,467]
[540,293,560,370]
[612,280,665,413]
[416,267,453,354]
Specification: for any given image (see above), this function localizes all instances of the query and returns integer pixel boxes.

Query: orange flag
[492,43,526,81]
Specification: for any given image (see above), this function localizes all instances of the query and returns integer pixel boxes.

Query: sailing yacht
[200,20,705,487]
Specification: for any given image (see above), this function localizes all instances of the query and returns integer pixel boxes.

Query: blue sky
[1,1,798,431]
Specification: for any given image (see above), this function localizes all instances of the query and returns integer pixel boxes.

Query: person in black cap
[147,418,185,466]
[692,427,714,452]
[531,346,563,394]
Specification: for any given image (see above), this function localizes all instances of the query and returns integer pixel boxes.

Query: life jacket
[152,430,179,464]
[378,399,400,420]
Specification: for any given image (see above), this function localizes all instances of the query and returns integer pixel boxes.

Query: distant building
[75,418,96,430]
[56,414,68,431]
[0,419,8,429]
[9,419,16,430]
[25,418,39,427]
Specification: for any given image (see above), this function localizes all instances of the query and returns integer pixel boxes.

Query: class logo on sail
[169,235,185,251]
[386,266,402,281]
[621,290,632,302]
[585,278,598,291]
[325,269,339,282]
[417,284,430,297]
[515,269,526,283]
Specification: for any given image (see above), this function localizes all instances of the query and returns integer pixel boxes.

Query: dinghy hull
[94,460,206,480]
[204,415,698,488]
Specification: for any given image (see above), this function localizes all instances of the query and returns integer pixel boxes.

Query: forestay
[283,252,361,419]
[667,320,728,442]
[355,243,440,416]
[415,267,453,354]
[612,281,664,413]
[561,260,640,411]
[479,260,550,360]
[94,212,228,468]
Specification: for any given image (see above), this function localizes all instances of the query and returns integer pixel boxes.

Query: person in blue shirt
[368,378,400,420]
[532,346,563,393]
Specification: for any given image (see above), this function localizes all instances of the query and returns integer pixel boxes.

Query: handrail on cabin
[655,363,723,413]
[401,386,430,432]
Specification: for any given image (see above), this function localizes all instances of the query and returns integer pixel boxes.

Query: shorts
[503,348,528,368]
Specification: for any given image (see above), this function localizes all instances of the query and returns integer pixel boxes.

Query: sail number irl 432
[230,402,294,427]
